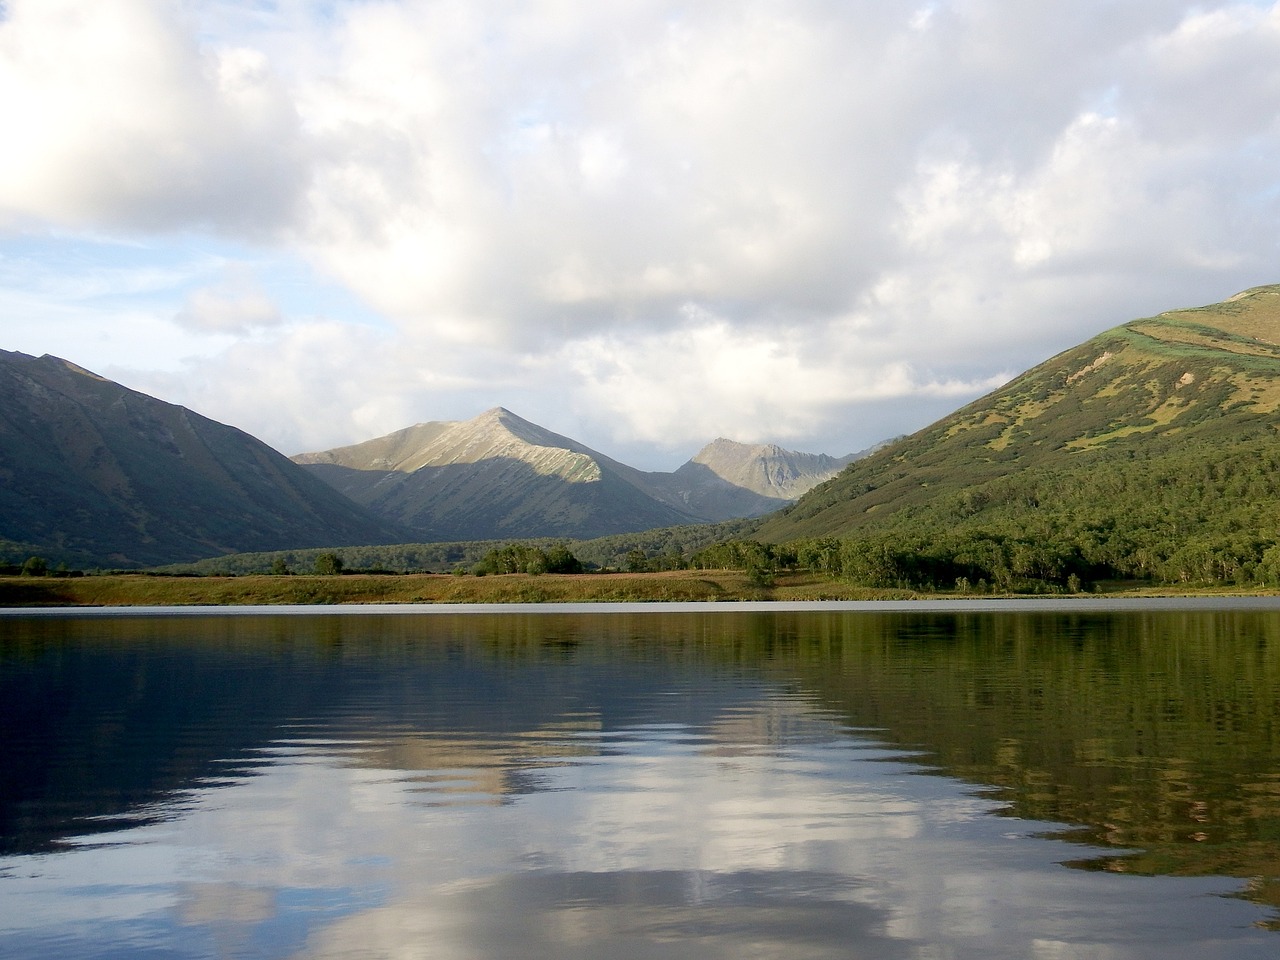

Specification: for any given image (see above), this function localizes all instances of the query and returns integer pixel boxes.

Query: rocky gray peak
[687,437,852,499]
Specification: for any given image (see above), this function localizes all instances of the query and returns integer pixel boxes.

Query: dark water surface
[2,605,1279,958]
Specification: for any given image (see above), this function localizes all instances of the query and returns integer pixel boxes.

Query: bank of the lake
[0,571,894,606]
[2,570,1275,607]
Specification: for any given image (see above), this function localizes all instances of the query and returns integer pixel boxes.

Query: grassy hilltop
[755,285,1280,590]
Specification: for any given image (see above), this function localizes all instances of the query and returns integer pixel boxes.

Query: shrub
[313,553,344,576]
[20,556,48,577]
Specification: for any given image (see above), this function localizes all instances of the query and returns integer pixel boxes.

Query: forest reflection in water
[1,606,1279,959]
[750,608,1280,910]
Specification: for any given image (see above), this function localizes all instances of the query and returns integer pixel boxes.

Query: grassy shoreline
[1,571,1273,607]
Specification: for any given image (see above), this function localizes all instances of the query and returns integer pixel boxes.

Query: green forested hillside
[756,285,1280,589]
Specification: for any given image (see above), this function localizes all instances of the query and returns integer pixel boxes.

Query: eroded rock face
[687,438,855,500]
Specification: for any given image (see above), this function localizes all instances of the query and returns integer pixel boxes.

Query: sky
[2,0,1278,469]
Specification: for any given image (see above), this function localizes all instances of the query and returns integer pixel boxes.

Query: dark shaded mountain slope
[0,351,406,567]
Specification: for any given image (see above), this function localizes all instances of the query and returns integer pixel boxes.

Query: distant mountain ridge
[293,408,859,541]
[649,438,858,522]
[686,437,855,499]
[0,350,407,567]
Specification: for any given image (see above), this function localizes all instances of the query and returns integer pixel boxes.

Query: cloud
[121,320,533,456]
[1126,4,1280,144]
[284,0,1280,360]
[291,0,916,342]
[557,306,1013,450]
[124,323,418,454]
[174,265,283,334]
[4,0,1280,462]
[0,0,305,234]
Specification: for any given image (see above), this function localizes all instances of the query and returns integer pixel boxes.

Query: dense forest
[770,433,1280,591]
[142,520,760,579]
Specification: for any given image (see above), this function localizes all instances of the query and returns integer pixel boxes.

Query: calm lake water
[2,603,1280,958]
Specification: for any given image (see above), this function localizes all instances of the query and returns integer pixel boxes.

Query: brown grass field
[0,570,925,606]
[0,570,1269,607]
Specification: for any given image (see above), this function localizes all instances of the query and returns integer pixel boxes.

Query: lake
[2,601,1279,958]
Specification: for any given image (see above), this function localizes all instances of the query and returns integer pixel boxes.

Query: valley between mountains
[0,349,860,569]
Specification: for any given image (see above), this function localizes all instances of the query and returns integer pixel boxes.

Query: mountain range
[5,283,1278,579]
[0,352,853,567]
[292,409,857,542]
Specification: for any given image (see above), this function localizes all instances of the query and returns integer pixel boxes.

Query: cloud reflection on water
[1,640,1275,959]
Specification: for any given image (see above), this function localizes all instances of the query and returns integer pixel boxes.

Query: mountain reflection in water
[1,607,1278,959]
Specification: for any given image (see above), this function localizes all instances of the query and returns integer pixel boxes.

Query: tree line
[689,437,1280,591]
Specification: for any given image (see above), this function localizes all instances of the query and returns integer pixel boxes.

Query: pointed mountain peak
[682,436,852,500]
[2,350,124,387]
[694,438,787,461]
[448,406,585,455]
[295,407,604,481]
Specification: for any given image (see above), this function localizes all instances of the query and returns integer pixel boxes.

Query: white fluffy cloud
[0,0,305,234]
[557,306,1012,451]
[3,0,1279,464]
[174,264,283,333]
